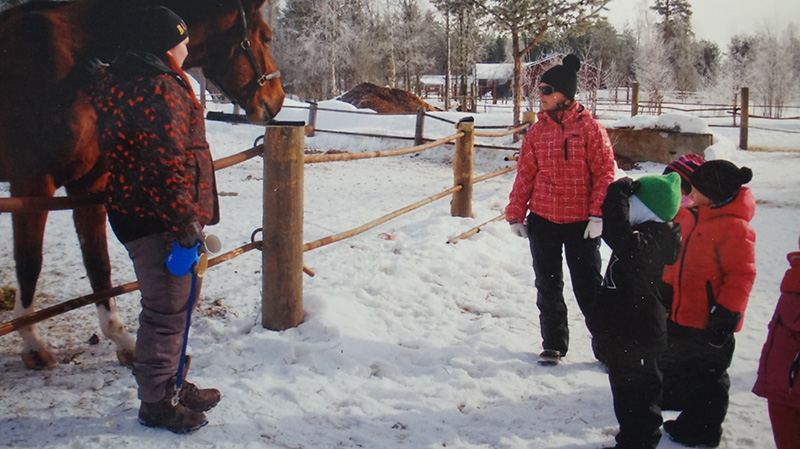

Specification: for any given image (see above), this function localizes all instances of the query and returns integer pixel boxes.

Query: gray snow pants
[124,232,202,403]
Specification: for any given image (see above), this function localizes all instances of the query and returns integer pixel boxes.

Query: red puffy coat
[663,187,756,331]
[753,251,800,408]
[505,102,616,224]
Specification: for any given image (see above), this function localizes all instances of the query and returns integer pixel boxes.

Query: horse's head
[179,0,284,123]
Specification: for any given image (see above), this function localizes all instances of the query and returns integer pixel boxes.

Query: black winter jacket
[588,178,682,360]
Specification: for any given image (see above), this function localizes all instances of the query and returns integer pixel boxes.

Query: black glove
[704,327,732,348]
[705,304,741,348]
[175,221,203,249]
[609,177,640,198]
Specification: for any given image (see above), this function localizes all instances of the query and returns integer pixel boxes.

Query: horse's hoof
[21,349,58,369]
[117,348,135,367]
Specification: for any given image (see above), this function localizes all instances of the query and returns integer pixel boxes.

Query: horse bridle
[213,0,280,107]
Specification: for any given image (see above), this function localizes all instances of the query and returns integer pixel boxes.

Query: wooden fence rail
[2,114,530,335]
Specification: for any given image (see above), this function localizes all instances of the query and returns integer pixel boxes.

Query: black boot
[664,419,722,447]
[138,387,208,434]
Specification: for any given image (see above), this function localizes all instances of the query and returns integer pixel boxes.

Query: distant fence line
[277,85,798,151]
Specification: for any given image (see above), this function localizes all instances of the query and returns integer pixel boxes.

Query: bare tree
[431,0,484,111]
[634,28,675,114]
[746,30,795,118]
[475,0,611,126]
[390,0,438,95]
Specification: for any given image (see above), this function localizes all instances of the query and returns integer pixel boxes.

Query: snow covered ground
[1,96,798,448]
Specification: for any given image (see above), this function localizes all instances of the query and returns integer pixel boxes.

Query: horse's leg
[11,177,58,369]
[67,187,136,367]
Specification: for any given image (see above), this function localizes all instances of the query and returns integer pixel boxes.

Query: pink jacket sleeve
[505,129,538,223]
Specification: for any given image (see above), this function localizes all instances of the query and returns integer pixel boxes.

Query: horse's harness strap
[214,0,280,105]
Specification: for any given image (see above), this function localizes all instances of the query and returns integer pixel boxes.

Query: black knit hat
[690,160,753,204]
[129,6,189,55]
[540,54,581,101]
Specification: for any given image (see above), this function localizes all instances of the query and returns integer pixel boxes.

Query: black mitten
[705,304,741,348]
[704,327,732,348]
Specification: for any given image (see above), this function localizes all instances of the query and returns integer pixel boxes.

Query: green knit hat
[634,173,682,221]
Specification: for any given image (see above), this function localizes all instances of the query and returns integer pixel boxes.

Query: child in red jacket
[659,160,756,447]
[753,234,800,449]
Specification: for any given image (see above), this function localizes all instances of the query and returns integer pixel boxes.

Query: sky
[603,0,800,47]
[2,88,800,447]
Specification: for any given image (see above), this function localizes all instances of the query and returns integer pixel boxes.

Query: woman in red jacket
[660,160,756,447]
[92,7,220,434]
[506,54,616,366]
[753,234,800,449]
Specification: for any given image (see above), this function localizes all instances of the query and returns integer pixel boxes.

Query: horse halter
[215,0,280,107]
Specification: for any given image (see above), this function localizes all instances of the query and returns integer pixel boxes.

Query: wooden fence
[0,114,531,336]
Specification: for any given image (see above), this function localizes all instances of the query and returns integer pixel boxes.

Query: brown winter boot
[179,380,222,412]
[175,355,222,412]
[138,388,208,434]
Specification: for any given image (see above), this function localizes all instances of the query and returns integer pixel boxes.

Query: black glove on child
[705,304,741,348]
[609,177,641,198]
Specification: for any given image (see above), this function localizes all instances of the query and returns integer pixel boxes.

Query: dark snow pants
[125,232,202,403]
[606,353,664,449]
[526,213,602,355]
[659,322,734,438]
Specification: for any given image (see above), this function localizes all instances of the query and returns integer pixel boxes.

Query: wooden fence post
[631,82,640,117]
[522,111,537,127]
[451,117,474,218]
[262,121,305,330]
[414,107,425,146]
[307,102,318,137]
[739,87,749,150]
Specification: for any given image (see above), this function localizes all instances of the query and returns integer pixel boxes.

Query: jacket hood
[782,251,800,294]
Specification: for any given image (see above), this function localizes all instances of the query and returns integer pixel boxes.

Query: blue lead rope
[171,271,198,406]
[165,241,203,406]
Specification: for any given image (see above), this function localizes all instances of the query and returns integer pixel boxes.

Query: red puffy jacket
[663,187,757,331]
[505,102,616,224]
[753,251,800,408]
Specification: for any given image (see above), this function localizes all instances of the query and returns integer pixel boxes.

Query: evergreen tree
[485,35,508,63]
[650,0,700,91]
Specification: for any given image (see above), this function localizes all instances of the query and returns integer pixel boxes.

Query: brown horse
[0,0,284,369]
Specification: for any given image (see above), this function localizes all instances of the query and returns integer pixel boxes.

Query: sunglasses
[539,85,555,95]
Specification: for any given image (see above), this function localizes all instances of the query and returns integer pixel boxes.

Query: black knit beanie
[690,160,753,204]
[540,54,581,101]
[129,6,189,56]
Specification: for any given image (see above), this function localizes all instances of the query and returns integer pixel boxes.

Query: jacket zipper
[674,208,699,320]
[791,351,800,390]
[563,138,568,161]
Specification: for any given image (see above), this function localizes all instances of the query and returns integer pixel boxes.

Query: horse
[0,0,284,369]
